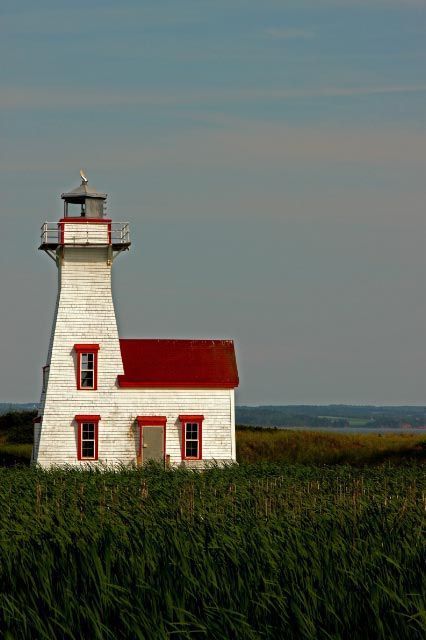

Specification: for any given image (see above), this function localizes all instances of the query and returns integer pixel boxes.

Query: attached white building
[33,175,239,468]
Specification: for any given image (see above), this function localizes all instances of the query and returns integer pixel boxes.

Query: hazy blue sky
[0,0,425,404]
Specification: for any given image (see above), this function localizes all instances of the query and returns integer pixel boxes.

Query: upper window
[75,414,100,461]
[179,415,204,460]
[74,344,100,390]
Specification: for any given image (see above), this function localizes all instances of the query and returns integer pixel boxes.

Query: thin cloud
[2,120,425,178]
[2,84,426,110]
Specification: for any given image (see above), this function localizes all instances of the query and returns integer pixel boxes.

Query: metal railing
[40,221,130,246]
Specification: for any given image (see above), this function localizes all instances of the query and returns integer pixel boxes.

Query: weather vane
[79,169,88,185]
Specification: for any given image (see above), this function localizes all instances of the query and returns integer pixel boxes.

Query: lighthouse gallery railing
[40,221,130,247]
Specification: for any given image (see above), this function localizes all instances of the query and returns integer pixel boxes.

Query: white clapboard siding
[62,222,110,245]
[35,244,236,468]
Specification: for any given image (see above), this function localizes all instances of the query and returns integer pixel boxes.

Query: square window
[82,423,94,439]
[81,353,94,368]
[186,441,198,458]
[82,441,95,458]
[186,423,198,439]
[81,371,94,388]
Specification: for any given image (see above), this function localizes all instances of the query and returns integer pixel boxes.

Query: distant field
[347,417,373,426]
[236,427,426,465]
[0,443,32,466]
[0,428,425,467]
[319,416,373,426]
[236,405,426,430]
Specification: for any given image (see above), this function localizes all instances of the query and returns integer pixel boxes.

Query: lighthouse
[34,173,238,468]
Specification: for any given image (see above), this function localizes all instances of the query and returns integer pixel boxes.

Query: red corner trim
[74,344,100,352]
[137,416,167,426]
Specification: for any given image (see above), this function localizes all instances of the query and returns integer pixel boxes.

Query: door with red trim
[141,425,164,464]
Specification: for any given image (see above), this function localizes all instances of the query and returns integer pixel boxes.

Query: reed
[0,463,424,639]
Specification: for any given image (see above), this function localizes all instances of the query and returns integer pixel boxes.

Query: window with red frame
[75,415,100,461]
[74,344,99,390]
[179,415,203,460]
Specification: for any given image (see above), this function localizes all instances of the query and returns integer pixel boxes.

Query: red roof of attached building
[118,339,239,389]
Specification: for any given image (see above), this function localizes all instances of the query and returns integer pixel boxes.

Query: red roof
[118,339,239,389]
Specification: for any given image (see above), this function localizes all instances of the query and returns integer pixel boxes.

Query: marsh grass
[237,427,426,465]
[0,463,424,639]
[0,443,32,466]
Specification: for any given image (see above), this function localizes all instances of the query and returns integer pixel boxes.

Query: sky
[0,0,425,405]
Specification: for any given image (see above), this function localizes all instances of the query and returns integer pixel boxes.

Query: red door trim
[136,416,167,463]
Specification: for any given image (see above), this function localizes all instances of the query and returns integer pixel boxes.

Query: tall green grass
[0,463,424,639]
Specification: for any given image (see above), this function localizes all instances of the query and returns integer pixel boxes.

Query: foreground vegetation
[0,463,424,639]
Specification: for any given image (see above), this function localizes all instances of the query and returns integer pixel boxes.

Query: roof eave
[117,376,239,389]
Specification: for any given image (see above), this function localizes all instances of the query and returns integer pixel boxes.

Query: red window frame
[75,414,100,461]
[179,415,204,461]
[74,344,100,390]
[136,416,167,461]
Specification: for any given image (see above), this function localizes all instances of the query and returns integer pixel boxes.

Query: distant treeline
[236,405,426,429]
[0,406,425,443]
[0,403,37,415]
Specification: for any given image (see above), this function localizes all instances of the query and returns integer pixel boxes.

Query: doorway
[137,417,167,465]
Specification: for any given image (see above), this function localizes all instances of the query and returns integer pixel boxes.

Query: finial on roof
[79,169,88,185]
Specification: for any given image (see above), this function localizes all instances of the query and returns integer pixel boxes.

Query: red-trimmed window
[74,344,100,390]
[75,414,100,461]
[179,415,204,460]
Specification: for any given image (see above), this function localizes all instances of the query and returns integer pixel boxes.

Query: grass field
[1,428,424,468]
[237,427,425,465]
[0,443,32,466]
[0,463,424,639]
[318,416,372,426]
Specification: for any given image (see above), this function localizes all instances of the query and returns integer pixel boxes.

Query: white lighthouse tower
[34,173,239,468]
[33,173,131,465]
